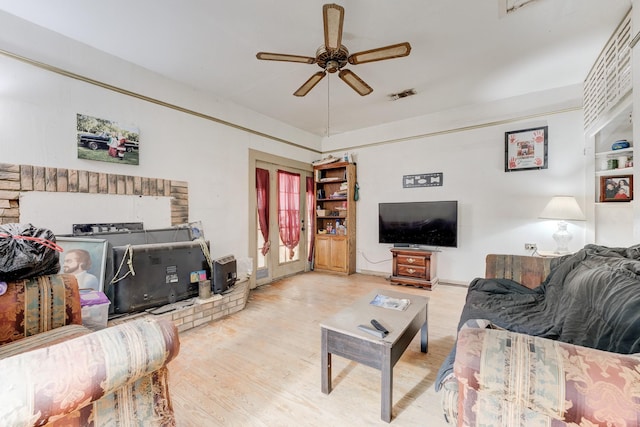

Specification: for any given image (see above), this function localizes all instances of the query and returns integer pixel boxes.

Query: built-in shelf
[595,147,633,157]
[595,167,633,176]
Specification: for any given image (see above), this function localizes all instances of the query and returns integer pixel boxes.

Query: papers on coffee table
[370,294,411,311]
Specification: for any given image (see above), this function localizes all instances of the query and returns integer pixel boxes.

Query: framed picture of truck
[76,113,140,165]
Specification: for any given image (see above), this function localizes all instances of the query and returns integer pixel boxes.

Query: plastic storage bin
[80,290,110,330]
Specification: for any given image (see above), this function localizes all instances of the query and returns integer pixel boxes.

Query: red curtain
[256,168,270,256]
[306,176,315,262]
[278,170,300,260]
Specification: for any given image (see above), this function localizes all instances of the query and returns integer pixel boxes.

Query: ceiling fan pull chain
[327,74,331,137]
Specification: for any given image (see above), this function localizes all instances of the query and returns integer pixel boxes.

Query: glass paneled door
[255,160,311,283]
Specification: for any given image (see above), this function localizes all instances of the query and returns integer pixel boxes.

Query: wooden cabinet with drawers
[390,248,438,290]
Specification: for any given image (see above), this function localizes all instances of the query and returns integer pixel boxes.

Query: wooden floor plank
[169,272,467,426]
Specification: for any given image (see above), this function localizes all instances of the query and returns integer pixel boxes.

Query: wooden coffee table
[320,288,429,422]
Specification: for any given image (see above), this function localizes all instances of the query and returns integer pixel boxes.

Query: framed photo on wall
[504,126,548,172]
[56,237,108,292]
[76,113,140,165]
[599,175,633,202]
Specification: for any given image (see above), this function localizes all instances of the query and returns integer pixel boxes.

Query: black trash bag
[0,223,62,281]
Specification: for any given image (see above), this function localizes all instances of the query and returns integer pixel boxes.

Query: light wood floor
[169,272,467,426]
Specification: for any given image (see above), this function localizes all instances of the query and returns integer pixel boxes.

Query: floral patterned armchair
[0,274,180,426]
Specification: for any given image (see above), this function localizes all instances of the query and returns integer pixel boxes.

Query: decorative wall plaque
[403,173,443,188]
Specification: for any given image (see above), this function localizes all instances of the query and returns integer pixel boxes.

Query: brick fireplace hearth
[108,277,250,333]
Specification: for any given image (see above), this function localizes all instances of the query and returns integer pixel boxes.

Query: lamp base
[552,220,572,254]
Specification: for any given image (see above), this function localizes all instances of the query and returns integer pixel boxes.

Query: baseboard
[438,281,468,288]
[357,269,390,278]
[356,269,469,287]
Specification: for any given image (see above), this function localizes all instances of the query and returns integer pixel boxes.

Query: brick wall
[0,162,189,225]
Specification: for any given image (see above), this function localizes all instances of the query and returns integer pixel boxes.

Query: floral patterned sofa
[453,326,640,426]
[0,273,180,426]
[440,253,640,426]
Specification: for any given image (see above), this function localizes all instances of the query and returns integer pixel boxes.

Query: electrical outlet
[525,243,537,251]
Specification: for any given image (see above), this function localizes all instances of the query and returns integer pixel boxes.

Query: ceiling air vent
[388,89,416,101]
[499,0,541,17]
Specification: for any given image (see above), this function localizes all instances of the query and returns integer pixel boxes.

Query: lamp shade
[539,196,585,221]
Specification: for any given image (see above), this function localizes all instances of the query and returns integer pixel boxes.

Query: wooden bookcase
[313,162,356,274]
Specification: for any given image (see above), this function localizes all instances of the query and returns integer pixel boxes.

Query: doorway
[249,150,313,286]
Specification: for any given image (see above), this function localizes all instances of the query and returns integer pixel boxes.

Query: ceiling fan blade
[323,3,344,51]
[256,52,316,64]
[339,69,373,96]
[294,71,326,97]
[348,42,412,65]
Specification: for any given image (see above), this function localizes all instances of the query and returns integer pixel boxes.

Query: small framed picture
[56,237,108,292]
[599,175,633,202]
[505,126,548,172]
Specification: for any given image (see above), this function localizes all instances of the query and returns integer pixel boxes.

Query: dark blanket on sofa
[435,244,640,390]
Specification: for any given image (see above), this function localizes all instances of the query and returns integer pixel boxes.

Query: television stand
[390,248,438,290]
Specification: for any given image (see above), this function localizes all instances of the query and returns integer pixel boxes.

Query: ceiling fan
[256,3,411,97]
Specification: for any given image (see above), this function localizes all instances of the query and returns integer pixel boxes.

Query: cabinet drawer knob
[407,268,415,274]
[407,258,415,263]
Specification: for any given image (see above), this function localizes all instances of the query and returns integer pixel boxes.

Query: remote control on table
[358,324,387,338]
[371,319,389,335]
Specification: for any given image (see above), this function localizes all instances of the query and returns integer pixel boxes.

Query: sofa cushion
[454,327,640,426]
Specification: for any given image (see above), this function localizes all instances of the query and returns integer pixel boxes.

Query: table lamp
[539,196,585,254]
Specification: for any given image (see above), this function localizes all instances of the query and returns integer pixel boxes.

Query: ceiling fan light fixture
[256,3,411,97]
[348,42,412,65]
[326,60,340,73]
[294,71,326,97]
[316,45,349,72]
[339,69,373,96]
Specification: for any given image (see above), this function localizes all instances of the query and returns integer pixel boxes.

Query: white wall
[322,92,588,284]
[0,11,321,261]
[0,11,590,286]
[19,192,171,232]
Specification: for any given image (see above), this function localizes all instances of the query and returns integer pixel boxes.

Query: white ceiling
[0,0,632,137]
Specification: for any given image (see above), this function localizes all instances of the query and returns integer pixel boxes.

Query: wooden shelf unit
[313,162,356,274]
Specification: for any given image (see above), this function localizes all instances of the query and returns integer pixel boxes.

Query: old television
[212,255,237,294]
[107,240,210,316]
[378,201,458,248]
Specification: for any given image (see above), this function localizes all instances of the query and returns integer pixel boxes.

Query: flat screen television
[106,240,210,316]
[378,201,458,248]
